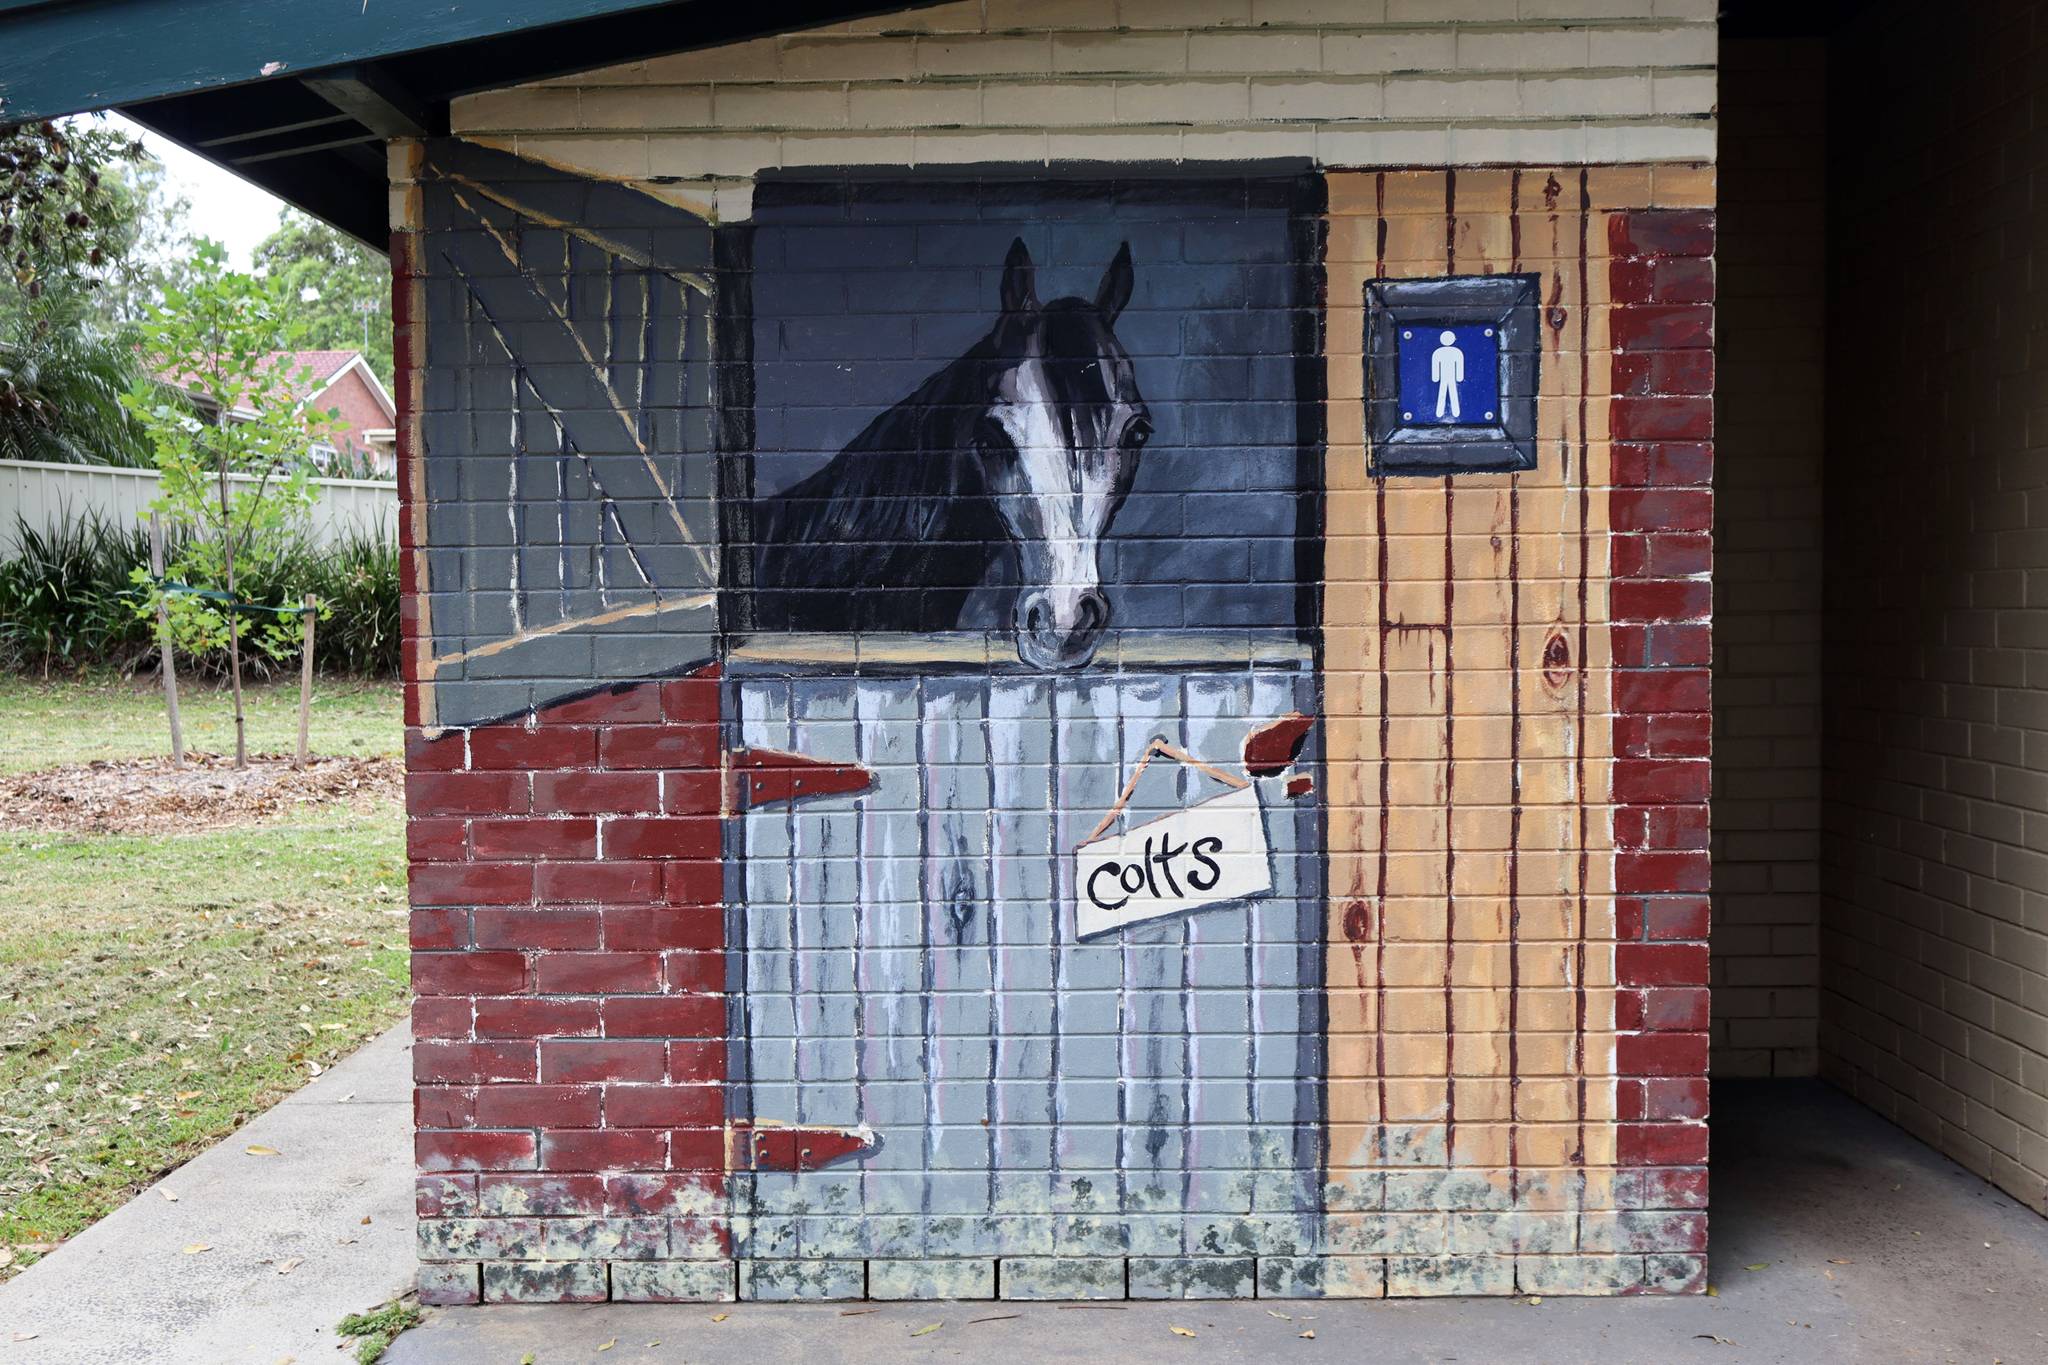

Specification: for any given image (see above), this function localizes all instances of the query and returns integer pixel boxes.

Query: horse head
[978,237,1148,671]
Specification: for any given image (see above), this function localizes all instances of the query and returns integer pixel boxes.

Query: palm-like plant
[0,292,156,466]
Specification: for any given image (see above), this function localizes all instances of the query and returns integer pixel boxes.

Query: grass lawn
[0,673,401,774]
[0,676,407,1278]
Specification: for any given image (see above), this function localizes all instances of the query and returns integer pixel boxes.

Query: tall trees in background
[0,118,161,465]
[253,211,392,387]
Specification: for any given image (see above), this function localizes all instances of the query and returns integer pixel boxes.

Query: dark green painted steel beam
[0,0,677,122]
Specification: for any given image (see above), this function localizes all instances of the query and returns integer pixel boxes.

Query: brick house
[5,0,2043,1308]
[152,348,398,476]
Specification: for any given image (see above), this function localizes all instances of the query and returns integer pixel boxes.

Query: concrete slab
[0,1024,417,1365]
[387,1081,2048,1365]
[5,1050,2044,1365]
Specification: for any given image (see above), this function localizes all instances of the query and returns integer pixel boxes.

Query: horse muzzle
[1014,587,1109,671]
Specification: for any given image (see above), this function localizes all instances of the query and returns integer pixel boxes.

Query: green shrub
[0,508,154,674]
[0,511,400,678]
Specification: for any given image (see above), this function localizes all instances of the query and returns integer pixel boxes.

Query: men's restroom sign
[1397,324,1500,426]
[1366,274,1541,474]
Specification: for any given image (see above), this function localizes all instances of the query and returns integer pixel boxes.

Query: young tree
[123,242,339,768]
[253,209,391,385]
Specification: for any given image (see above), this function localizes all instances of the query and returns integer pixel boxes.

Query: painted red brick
[605,906,725,952]
[1611,442,1712,487]
[467,725,599,771]
[539,1128,667,1171]
[534,951,664,995]
[1613,669,1711,714]
[1611,396,1713,442]
[1643,896,1712,940]
[535,861,663,905]
[603,816,720,860]
[410,862,536,907]
[1613,759,1709,804]
[543,684,664,725]
[407,817,468,862]
[1611,303,1712,351]
[408,771,531,815]
[1644,1077,1711,1119]
[597,727,717,771]
[1615,1032,1709,1077]
[405,729,466,771]
[481,1173,607,1216]
[533,771,662,815]
[416,1086,475,1128]
[473,1084,603,1128]
[604,995,726,1038]
[1609,489,1713,534]
[410,907,468,951]
[417,1131,538,1173]
[1608,209,1715,258]
[665,950,725,994]
[472,908,603,952]
[411,996,472,1038]
[1618,1122,1709,1166]
[414,951,530,997]
[1615,850,1711,894]
[1610,580,1712,624]
[414,1040,537,1084]
[474,997,602,1039]
[471,817,599,861]
[605,1084,723,1127]
[668,1125,726,1172]
[663,860,724,906]
[1617,942,1710,987]
[539,1039,667,1084]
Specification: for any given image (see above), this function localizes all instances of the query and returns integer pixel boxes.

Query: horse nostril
[1073,591,1109,639]
[1018,593,1051,638]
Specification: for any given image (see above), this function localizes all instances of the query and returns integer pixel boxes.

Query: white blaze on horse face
[989,356,1129,657]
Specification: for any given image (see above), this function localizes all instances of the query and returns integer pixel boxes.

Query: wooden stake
[150,513,184,768]
[296,594,317,770]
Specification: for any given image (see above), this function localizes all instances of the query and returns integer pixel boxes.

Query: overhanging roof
[0,0,932,249]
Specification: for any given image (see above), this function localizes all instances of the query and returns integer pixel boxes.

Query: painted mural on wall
[408,143,1693,1301]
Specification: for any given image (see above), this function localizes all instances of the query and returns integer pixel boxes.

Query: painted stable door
[727,661,1325,1271]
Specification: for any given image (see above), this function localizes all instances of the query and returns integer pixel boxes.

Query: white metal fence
[0,458,399,558]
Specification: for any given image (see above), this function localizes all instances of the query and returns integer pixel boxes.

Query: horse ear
[1095,242,1134,323]
[1000,237,1039,318]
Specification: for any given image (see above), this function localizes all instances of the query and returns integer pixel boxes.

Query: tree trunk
[219,462,246,769]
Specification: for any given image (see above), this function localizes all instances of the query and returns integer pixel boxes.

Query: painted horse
[753,238,1149,671]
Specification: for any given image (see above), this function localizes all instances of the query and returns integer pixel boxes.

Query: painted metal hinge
[726,746,873,811]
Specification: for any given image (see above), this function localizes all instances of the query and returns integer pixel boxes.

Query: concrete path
[5,1033,2046,1365]
[394,1081,2048,1365]
[0,1024,416,1364]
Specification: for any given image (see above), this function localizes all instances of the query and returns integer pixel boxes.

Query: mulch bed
[0,753,402,836]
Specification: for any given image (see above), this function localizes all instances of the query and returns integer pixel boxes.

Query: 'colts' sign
[1075,741,1273,939]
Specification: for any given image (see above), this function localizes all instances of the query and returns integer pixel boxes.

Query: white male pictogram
[1431,329,1464,420]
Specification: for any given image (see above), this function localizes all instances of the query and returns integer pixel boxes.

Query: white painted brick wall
[450,0,1716,220]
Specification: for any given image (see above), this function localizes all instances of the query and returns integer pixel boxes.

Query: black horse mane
[752,334,1012,633]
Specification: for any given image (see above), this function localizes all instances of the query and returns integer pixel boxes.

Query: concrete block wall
[1821,0,2048,1216]
[395,0,1723,1304]
[1708,38,1827,1079]
[451,0,1717,216]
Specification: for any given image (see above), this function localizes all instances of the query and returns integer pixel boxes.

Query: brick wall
[450,0,1716,221]
[1708,38,1827,1079]
[1821,0,2048,1216]
[396,1,1721,1305]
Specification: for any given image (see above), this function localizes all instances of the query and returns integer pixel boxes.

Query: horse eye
[1125,420,1153,449]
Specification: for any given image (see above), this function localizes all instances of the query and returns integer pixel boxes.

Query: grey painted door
[729,664,1324,1263]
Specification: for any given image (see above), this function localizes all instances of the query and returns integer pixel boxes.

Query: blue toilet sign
[1396,323,1500,427]
[1366,273,1539,474]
